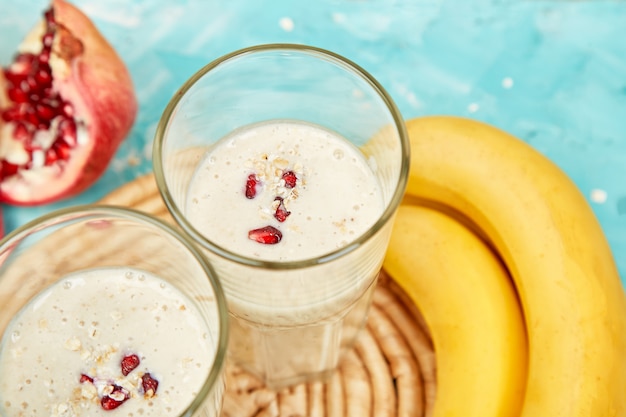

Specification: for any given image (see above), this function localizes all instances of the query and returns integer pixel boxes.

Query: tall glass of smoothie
[154,44,409,389]
[0,205,229,417]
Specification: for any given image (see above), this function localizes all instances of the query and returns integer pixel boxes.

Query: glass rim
[153,43,410,270]
[0,204,229,417]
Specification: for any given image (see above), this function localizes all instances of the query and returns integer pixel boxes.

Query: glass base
[227,282,376,390]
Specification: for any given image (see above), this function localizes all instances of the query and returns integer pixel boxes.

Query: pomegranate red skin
[0,0,137,206]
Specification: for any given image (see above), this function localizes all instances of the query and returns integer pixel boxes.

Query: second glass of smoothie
[0,205,229,417]
[154,44,409,389]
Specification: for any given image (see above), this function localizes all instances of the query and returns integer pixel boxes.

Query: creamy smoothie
[186,120,384,261]
[0,267,221,417]
[185,120,386,387]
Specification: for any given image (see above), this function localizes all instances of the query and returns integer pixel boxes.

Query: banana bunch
[382,116,626,417]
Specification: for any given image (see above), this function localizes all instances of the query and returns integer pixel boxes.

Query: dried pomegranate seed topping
[120,353,140,376]
[273,197,291,222]
[101,396,122,411]
[141,373,159,397]
[100,385,130,410]
[248,225,283,244]
[245,173,260,199]
[281,170,297,188]
[79,373,93,384]
[77,355,160,409]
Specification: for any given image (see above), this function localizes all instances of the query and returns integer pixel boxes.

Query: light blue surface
[1,0,625,284]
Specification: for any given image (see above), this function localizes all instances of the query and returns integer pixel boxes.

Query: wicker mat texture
[98,174,436,417]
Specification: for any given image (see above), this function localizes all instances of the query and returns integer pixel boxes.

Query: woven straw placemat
[98,173,436,417]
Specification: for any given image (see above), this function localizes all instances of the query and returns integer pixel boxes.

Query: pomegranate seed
[57,118,77,146]
[273,197,291,222]
[1,109,14,122]
[25,111,40,127]
[44,8,56,25]
[35,66,52,86]
[38,50,51,64]
[16,52,36,62]
[282,170,297,188]
[100,397,122,410]
[23,141,39,153]
[61,102,74,117]
[100,385,130,411]
[245,173,260,199]
[7,87,28,103]
[26,75,39,92]
[79,374,93,384]
[12,123,33,142]
[45,148,58,165]
[42,32,54,48]
[1,162,19,178]
[141,373,159,397]
[121,354,140,376]
[36,103,55,122]
[248,226,282,244]
[9,54,35,76]
[3,72,23,86]
[53,141,71,161]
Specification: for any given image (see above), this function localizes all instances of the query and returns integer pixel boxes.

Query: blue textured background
[1,0,625,285]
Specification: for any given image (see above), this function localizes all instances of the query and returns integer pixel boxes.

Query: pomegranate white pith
[0,0,137,205]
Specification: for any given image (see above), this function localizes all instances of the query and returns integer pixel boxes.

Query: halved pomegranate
[0,0,137,205]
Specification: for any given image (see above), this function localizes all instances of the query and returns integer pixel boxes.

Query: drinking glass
[154,44,409,389]
[0,205,228,417]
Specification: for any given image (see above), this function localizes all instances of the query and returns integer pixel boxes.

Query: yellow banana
[383,204,527,417]
[404,116,626,416]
